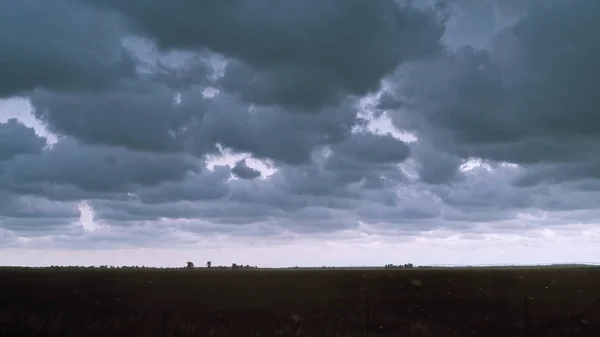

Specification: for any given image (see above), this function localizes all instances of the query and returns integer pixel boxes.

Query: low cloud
[1,0,599,262]
[232,160,261,180]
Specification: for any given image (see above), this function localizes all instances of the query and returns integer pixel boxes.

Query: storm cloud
[0,0,135,97]
[388,0,600,183]
[0,0,598,257]
[87,0,445,109]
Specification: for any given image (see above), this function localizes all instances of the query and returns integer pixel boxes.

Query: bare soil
[1,267,599,336]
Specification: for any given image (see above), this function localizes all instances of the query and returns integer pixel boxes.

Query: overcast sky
[2,0,600,268]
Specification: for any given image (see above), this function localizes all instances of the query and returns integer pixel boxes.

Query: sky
[2,0,600,268]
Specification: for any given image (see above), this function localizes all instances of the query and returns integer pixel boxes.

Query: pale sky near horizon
[2,0,600,268]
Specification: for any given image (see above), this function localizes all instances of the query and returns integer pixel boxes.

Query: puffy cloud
[2,0,600,256]
[389,136,467,185]
[32,81,361,164]
[133,165,231,204]
[78,129,413,232]
[333,132,410,164]
[232,160,261,180]
[196,98,361,164]
[387,0,600,184]
[0,193,78,221]
[87,0,445,108]
[0,120,202,204]
[30,82,211,154]
[0,118,46,161]
[0,140,201,198]
[0,191,80,237]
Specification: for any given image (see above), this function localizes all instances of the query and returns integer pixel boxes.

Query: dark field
[1,267,600,336]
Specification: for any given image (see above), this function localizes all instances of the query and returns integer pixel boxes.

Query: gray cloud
[2,0,599,248]
[442,0,497,48]
[0,191,80,236]
[87,0,445,109]
[232,160,261,180]
[0,119,46,161]
[193,97,361,165]
[30,82,211,154]
[430,165,531,211]
[0,139,201,200]
[390,0,600,182]
[0,0,135,98]
[81,132,412,231]
[411,143,464,185]
[134,165,231,204]
[31,81,360,165]
[0,193,78,220]
[333,132,410,164]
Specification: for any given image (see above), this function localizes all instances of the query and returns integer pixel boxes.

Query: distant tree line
[40,263,262,270]
[384,263,414,268]
[15,263,431,270]
[186,261,258,269]
[44,265,160,269]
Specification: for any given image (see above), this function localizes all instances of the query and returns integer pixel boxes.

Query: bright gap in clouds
[77,201,103,233]
[3,225,600,267]
[205,144,277,179]
[0,98,57,144]
[358,90,418,143]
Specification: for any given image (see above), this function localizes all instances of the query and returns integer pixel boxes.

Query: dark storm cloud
[232,160,261,180]
[89,200,219,223]
[442,0,498,48]
[191,97,360,165]
[256,130,408,202]
[430,165,532,210]
[410,141,464,185]
[31,80,359,165]
[4,0,600,245]
[134,165,231,204]
[30,82,211,154]
[392,0,600,184]
[309,131,410,193]
[0,139,201,199]
[513,161,600,187]
[81,130,415,233]
[0,193,78,220]
[0,217,78,234]
[376,92,406,111]
[89,198,286,227]
[0,0,135,98]
[0,119,46,161]
[48,223,206,250]
[355,188,442,224]
[0,192,80,235]
[87,0,445,109]
[90,198,362,235]
[87,164,600,238]
[333,132,410,164]
[0,123,81,233]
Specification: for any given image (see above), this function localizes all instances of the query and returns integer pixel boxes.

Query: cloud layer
[1,0,599,256]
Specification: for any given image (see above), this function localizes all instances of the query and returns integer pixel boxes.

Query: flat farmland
[1,267,599,336]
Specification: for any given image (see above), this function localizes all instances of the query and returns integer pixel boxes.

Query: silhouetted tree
[206,261,212,268]
[186,261,195,269]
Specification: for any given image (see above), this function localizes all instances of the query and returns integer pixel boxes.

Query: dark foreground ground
[1,266,600,337]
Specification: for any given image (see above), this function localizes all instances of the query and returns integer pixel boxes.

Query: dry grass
[1,266,600,336]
